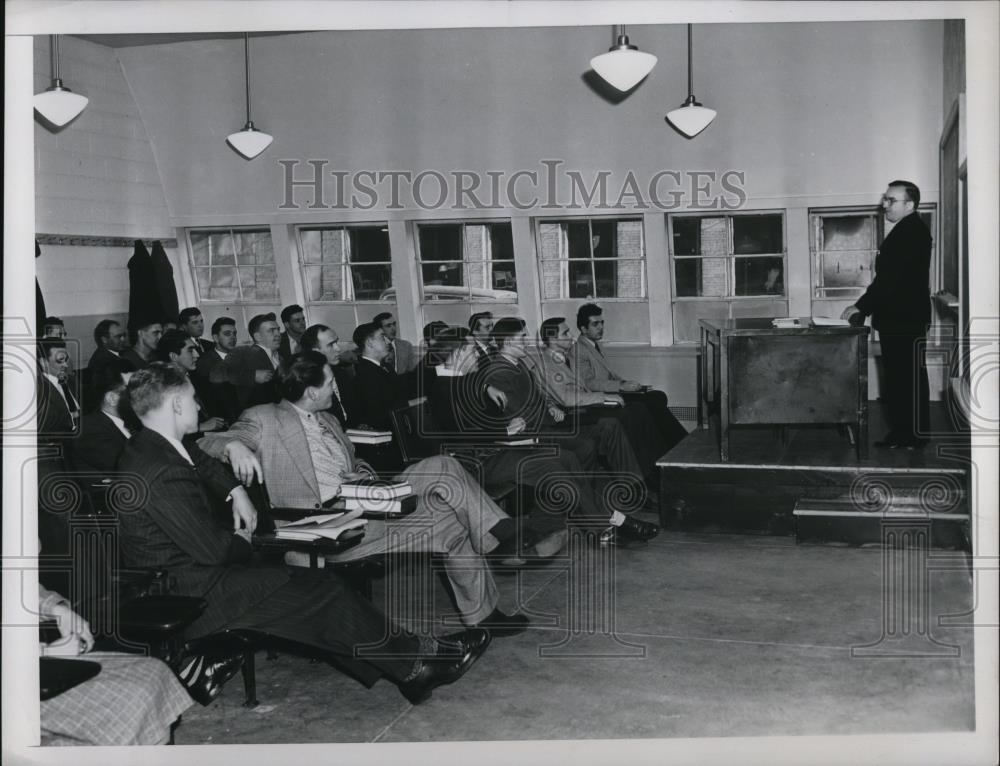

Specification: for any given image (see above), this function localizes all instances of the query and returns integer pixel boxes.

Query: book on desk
[345,429,393,445]
[274,511,368,541]
[339,479,412,500]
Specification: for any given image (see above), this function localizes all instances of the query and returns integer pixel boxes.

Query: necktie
[384,343,396,373]
[594,341,603,357]
[330,375,347,423]
[60,382,79,425]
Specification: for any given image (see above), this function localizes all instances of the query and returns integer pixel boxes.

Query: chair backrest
[389,402,443,464]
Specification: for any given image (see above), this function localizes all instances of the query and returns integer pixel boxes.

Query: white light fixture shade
[590,48,657,92]
[34,87,89,127]
[666,103,716,138]
[226,125,273,159]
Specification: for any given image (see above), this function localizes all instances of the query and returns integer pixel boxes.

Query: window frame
[295,222,394,304]
[186,225,279,304]
[413,219,518,303]
[667,210,788,302]
[534,214,649,303]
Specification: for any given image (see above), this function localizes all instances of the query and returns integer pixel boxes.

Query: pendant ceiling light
[34,35,89,128]
[226,33,273,160]
[590,25,657,92]
[666,24,716,138]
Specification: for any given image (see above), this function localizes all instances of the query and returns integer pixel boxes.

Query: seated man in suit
[428,322,658,547]
[178,307,215,356]
[199,351,533,636]
[374,311,418,374]
[534,317,666,490]
[299,323,358,428]
[120,319,163,370]
[38,339,80,436]
[351,322,413,431]
[87,319,128,375]
[224,313,281,410]
[572,303,688,454]
[74,358,136,475]
[119,362,489,704]
[468,311,496,371]
[278,304,306,360]
[155,329,227,432]
[193,317,250,422]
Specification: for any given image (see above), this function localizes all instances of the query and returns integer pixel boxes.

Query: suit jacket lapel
[275,401,322,499]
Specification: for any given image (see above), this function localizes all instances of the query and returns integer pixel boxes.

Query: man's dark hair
[279,351,329,402]
[576,303,603,331]
[43,316,64,329]
[248,312,277,337]
[299,324,331,352]
[38,338,67,361]
[433,325,470,354]
[490,317,527,346]
[469,311,493,333]
[280,304,304,324]
[128,318,162,345]
[888,179,921,207]
[352,322,381,350]
[125,362,190,418]
[373,312,393,328]
[539,317,565,346]
[93,318,120,346]
[83,357,134,413]
[423,320,449,343]
[177,307,201,325]
[211,316,236,336]
[155,329,194,362]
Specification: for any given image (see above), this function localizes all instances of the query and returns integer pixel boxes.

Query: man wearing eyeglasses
[842,180,932,449]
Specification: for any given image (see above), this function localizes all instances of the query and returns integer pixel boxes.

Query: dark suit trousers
[624,390,687,454]
[879,331,930,440]
[227,569,420,684]
[475,446,610,531]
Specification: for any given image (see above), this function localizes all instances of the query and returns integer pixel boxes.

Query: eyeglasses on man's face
[881,196,909,205]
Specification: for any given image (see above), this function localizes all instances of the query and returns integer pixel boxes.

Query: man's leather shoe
[177,652,243,706]
[398,635,488,705]
[438,628,492,656]
[475,608,529,637]
[603,515,659,545]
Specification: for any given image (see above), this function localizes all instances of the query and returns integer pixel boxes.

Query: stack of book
[274,511,367,541]
[345,429,393,445]
[339,480,417,514]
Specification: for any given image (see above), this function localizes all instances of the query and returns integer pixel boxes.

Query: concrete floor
[174,530,975,745]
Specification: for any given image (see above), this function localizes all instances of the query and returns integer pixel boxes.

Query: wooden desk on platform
[698,318,870,462]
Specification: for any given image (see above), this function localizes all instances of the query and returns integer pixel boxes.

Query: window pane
[614,259,645,298]
[491,261,517,291]
[350,227,390,263]
[594,259,617,297]
[489,223,514,261]
[206,267,239,302]
[734,256,784,296]
[591,219,616,258]
[209,233,236,266]
[568,260,594,298]
[418,225,462,262]
[819,251,873,289]
[566,221,591,259]
[302,264,344,301]
[540,260,563,300]
[190,232,211,266]
[671,218,702,256]
[538,222,563,260]
[352,264,392,300]
[733,215,783,254]
[616,220,643,258]
[821,216,874,251]
[675,258,728,297]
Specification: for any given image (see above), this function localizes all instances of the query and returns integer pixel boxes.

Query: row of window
[187,207,935,340]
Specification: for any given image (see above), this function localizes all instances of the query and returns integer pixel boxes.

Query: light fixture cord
[243,32,252,124]
[687,24,694,96]
[50,34,60,81]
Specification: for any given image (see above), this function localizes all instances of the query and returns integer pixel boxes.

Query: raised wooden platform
[657,403,970,547]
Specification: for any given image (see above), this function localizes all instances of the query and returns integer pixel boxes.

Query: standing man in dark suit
[299,323,357,428]
[118,362,489,704]
[351,322,412,430]
[87,319,128,376]
[178,307,216,356]
[842,180,932,449]
[121,320,163,370]
[278,304,306,360]
[224,313,281,410]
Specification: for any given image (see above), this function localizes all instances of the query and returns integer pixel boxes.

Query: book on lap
[339,479,413,500]
[345,429,393,445]
[274,510,368,541]
[341,494,418,515]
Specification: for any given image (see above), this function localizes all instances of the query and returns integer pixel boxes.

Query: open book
[274,510,367,541]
